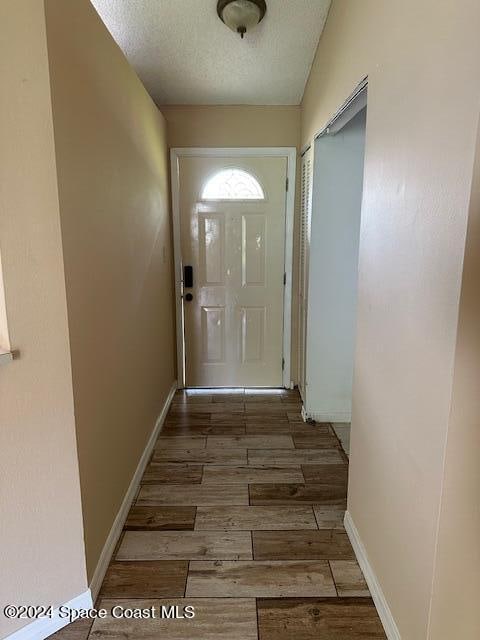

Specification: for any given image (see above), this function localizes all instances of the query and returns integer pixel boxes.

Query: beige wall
[161,105,300,149]
[427,116,480,639]
[302,1,480,638]
[44,0,176,579]
[0,2,88,635]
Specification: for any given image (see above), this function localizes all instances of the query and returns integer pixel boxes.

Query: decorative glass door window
[202,168,265,200]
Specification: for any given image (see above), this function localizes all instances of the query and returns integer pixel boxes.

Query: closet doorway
[299,83,367,427]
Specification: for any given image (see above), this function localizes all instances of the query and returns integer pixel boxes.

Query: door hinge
[282,357,285,370]
[286,177,289,192]
[283,272,287,286]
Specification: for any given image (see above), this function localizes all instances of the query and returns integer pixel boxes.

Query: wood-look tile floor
[52,388,386,640]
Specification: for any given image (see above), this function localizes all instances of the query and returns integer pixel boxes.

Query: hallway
[3,3,480,639]
[64,389,385,639]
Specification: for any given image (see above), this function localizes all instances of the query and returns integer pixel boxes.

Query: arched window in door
[202,168,265,200]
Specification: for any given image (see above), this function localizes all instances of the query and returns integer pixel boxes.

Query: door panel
[179,156,287,387]
[242,214,266,286]
[201,306,225,363]
[199,215,225,285]
[240,306,266,363]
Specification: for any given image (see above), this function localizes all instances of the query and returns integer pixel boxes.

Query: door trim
[170,147,297,389]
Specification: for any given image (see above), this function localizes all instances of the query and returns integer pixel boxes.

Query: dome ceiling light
[217,0,267,39]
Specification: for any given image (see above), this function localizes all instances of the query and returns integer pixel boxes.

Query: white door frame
[170,147,297,389]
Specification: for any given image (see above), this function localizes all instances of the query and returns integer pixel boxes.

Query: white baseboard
[302,406,351,423]
[89,381,177,599]
[5,590,93,640]
[344,511,401,640]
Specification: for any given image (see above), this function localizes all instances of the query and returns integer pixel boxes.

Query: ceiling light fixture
[217,0,267,39]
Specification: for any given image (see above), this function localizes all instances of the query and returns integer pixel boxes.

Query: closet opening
[299,82,368,455]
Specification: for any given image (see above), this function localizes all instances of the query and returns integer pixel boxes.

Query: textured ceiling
[90,0,331,105]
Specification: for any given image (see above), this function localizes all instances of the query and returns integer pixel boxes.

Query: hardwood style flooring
[52,388,385,640]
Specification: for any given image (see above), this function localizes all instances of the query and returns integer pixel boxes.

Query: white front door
[178,155,288,387]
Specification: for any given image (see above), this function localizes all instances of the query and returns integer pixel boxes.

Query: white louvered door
[298,148,313,400]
